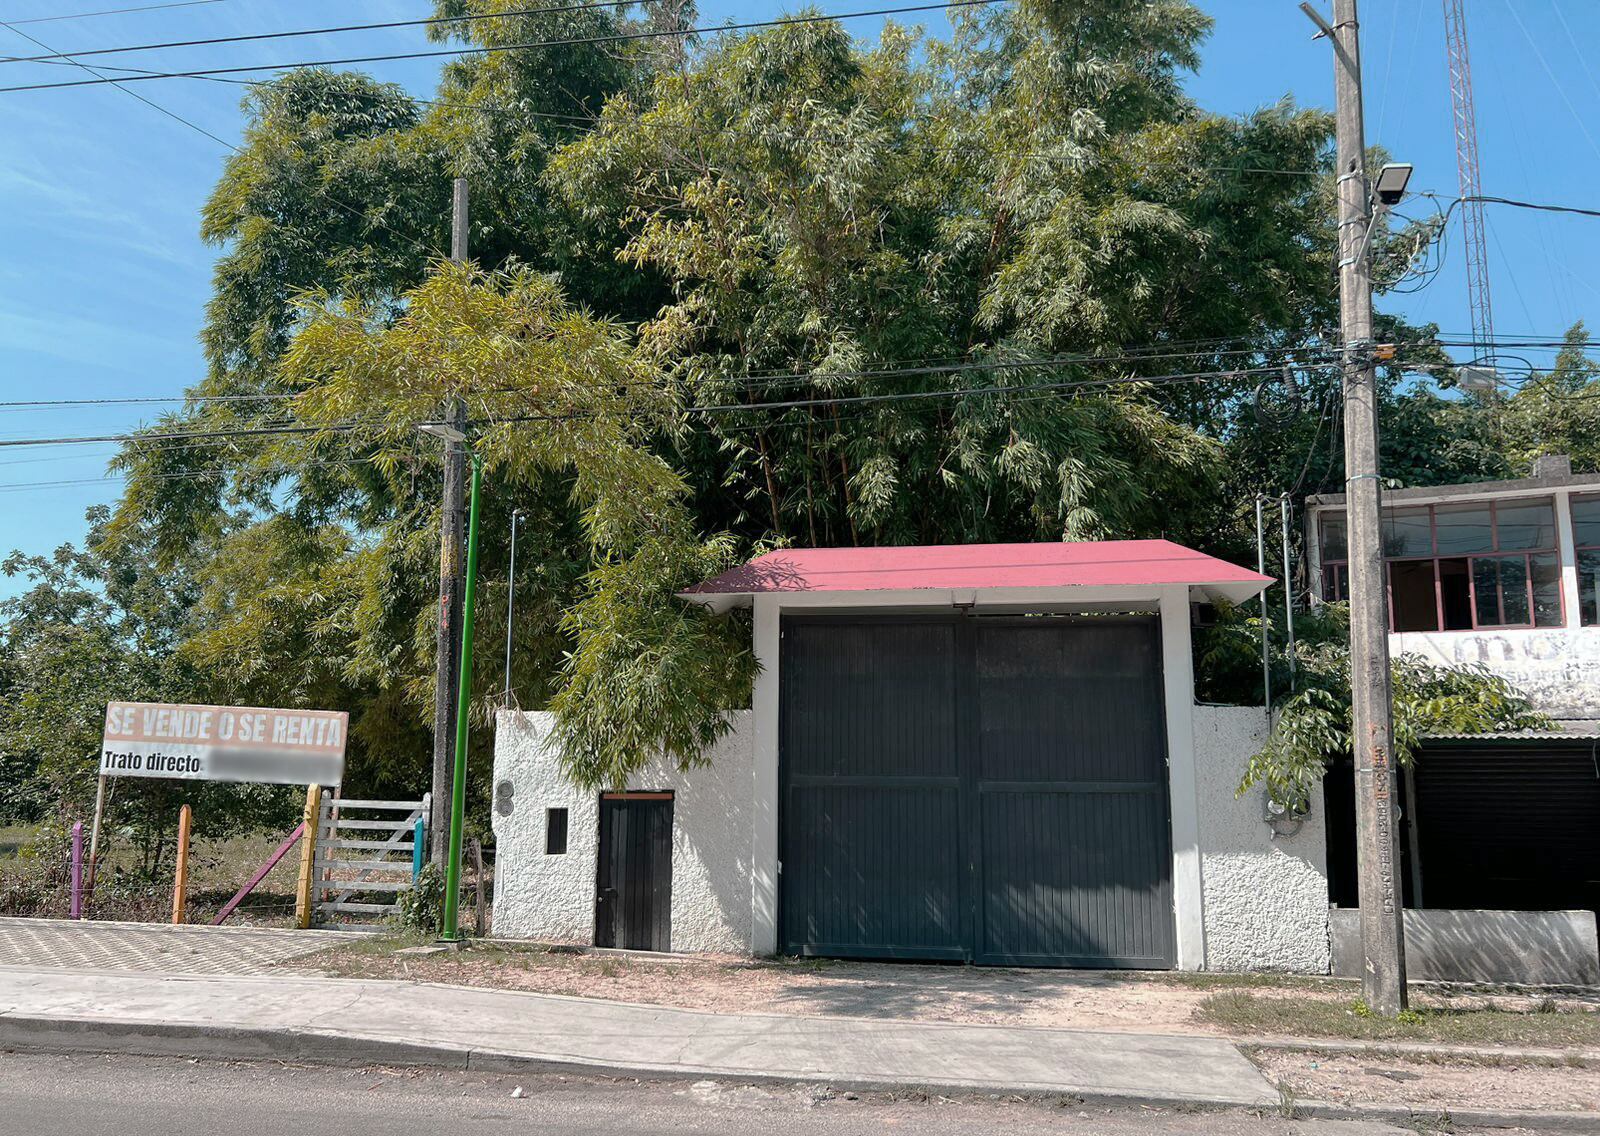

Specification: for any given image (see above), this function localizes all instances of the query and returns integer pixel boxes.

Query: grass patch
[1139,970,1356,994]
[1197,990,1600,1048]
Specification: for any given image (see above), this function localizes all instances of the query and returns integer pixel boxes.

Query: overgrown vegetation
[1199,603,1550,812]
[3,0,1595,869]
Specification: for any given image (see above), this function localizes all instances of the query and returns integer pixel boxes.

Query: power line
[5,0,230,25]
[0,2,1002,94]
[0,362,1319,452]
[0,0,647,65]
[0,15,233,148]
[0,16,446,264]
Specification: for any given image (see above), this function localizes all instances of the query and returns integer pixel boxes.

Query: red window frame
[1318,499,1563,632]
[1574,493,1600,628]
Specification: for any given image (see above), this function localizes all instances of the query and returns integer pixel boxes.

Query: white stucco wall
[1193,704,1331,973]
[1392,627,1600,720]
[490,710,754,953]
[491,703,1332,974]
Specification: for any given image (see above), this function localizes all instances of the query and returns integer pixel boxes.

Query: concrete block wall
[1191,704,1332,973]
[490,710,755,953]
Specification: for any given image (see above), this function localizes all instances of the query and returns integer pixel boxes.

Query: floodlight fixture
[1458,365,1501,392]
[418,422,468,444]
[1373,164,1413,207]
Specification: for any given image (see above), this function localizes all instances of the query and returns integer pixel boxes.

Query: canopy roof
[682,539,1271,611]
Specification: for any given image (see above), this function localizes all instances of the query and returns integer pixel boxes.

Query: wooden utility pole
[1315,0,1408,1013]
[431,177,470,867]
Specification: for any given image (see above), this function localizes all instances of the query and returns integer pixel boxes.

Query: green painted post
[441,452,483,941]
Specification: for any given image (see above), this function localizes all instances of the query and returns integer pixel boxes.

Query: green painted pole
[441,452,483,941]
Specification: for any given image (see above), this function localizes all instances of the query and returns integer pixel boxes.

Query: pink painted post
[211,821,306,926]
[69,821,84,920]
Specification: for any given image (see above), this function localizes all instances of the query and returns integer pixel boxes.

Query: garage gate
[779,614,1175,969]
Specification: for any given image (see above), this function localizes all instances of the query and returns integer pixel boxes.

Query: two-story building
[1306,454,1600,974]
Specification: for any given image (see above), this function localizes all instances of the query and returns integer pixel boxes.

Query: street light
[1355,162,1415,267]
[1373,163,1413,206]
[419,420,482,942]
[418,422,468,444]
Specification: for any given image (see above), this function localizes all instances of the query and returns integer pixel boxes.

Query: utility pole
[430,176,470,867]
[1304,0,1407,1014]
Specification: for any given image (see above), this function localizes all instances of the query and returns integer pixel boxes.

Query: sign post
[97,701,348,928]
[295,785,323,929]
[171,804,192,924]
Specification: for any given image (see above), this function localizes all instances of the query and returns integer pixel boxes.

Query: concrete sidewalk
[0,965,1279,1107]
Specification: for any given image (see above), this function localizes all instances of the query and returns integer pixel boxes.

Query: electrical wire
[0,18,447,264]
[0,362,1332,454]
[5,0,231,25]
[0,2,1003,94]
[0,15,233,147]
[0,0,653,65]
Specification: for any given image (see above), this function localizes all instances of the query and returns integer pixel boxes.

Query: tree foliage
[0,511,297,873]
[6,0,1579,814]
[1201,603,1550,813]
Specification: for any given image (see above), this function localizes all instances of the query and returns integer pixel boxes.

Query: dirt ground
[304,937,1600,1038]
[1253,1047,1600,1114]
[298,940,1600,1114]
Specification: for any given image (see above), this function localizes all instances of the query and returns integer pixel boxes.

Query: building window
[545,808,569,855]
[1319,498,1562,631]
[1575,495,1600,627]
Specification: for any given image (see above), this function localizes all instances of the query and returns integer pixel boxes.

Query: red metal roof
[683,539,1270,602]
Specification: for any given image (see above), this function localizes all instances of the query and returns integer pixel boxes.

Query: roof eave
[679,577,1271,612]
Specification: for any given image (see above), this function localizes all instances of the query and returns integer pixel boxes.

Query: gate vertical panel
[780,618,965,959]
[971,618,1175,968]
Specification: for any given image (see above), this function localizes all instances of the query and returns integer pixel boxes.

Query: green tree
[1199,603,1549,813]
[0,512,296,874]
[271,263,757,788]
[75,0,1533,810]
[1500,322,1600,473]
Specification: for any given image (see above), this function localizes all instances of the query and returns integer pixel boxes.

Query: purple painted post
[69,821,84,920]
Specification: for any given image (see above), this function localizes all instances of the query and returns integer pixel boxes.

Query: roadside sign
[100,701,346,787]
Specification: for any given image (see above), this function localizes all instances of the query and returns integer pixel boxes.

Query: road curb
[2,1013,1598,1130]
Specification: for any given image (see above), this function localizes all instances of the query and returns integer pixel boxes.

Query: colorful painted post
[412,815,425,882]
[69,821,83,920]
[441,452,483,941]
[213,821,306,926]
[295,784,322,929]
[170,804,192,924]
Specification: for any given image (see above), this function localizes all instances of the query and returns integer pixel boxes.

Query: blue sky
[1,0,1597,593]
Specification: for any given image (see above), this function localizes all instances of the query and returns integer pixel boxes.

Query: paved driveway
[0,917,348,976]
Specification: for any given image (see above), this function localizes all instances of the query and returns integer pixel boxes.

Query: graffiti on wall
[1391,628,1600,720]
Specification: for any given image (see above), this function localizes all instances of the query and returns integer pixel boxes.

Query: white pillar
[1556,488,1582,628]
[750,596,781,954]
[1159,586,1207,969]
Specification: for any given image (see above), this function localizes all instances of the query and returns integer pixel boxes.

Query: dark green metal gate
[779,615,1174,968]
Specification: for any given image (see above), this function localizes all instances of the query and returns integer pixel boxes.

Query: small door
[595,793,673,951]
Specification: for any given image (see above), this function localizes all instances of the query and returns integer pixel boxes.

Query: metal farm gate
[779,615,1174,969]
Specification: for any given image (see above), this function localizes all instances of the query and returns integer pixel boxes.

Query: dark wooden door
[595,794,673,951]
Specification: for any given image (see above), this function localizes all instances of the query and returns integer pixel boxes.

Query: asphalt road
[0,1053,1549,1136]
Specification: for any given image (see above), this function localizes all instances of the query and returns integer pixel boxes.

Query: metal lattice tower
[1443,0,1496,363]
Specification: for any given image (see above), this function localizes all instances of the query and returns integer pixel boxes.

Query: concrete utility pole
[1306,0,1408,1013]
[430,176,470,867]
